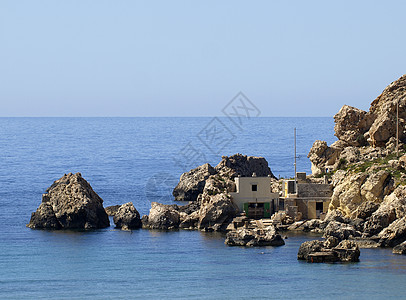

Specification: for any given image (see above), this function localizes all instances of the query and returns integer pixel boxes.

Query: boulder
[143,202,180,230]
[360,170,394,203]
[297,240,324,260]
[172,163,216,201]
[363,186,406,236]
[393,241,406,255]
[27,173,110,229]
[334,105,372,146]
[105,205,121,216]
[297,239,360,263]
[225,226,285,247]
[353,201,380,220]
[323,221,360,241]
[307,140,341,175]
[197,193,238,231]
[113,202,141,230]
[378,215,406,247]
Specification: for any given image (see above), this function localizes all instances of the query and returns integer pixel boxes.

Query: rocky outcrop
[308,140,342,175]
[197,193,238,231]
[329,170,394,218]
[378,215,406,247]
[215,154,275,178]
[143,202,180,230]
[334,105,372,147]
[27,173,110,229]
[297,238,360,263]
[173,163,216,201]
[105,205,121,216]
[323,221,360,240]
[113,202,142,230]
[225,226,285,247]
[308,75,406,175]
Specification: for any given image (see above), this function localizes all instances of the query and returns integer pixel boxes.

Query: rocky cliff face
[305,74,406,253]
[27,173,110,229]
[309,74,406,175]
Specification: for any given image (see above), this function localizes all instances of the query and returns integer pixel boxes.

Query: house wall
[230,176,279,211]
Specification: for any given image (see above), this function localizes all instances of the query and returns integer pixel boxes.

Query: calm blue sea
[0,117,405,299]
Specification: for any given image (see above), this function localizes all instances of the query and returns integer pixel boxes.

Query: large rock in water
[27,173,109,229]
[113,202,142,230]
[297,238,360,263]
[225,226,285,247]
[143,202,180,230]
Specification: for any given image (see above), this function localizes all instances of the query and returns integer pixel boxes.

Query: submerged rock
[113,202,141,230]
[27,173,110,230]
[225,226,285,247]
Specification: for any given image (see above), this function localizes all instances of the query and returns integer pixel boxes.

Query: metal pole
[397,100,399,157]
[294,128,297,193]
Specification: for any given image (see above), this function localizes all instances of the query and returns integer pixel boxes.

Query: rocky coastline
[27,74,406,263]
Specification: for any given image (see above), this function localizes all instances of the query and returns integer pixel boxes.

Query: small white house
[230,173,279,219]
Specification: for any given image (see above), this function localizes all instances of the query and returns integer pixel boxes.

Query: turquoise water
[1,117,405,299]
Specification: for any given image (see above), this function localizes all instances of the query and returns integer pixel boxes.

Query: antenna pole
[397,100,399,157]
[294,128,297,192]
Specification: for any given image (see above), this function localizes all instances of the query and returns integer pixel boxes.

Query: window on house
[316,202,323,211]
[251,184,257,191]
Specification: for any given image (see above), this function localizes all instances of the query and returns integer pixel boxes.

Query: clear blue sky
[1,0,405,117]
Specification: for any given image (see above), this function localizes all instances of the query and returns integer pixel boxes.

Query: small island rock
[27,173,110,230]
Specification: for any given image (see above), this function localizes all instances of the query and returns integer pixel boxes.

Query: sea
[0,117,405,299]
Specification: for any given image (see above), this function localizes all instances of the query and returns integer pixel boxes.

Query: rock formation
[308,74,406,175]
[225,225,285,247]
[142,202,180,230]
[113,202,142,230]
[173,153,275,202]
[297,238,360,263]
[27,173,110,229]
[105,205,121,216]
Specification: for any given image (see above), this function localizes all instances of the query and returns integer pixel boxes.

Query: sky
[1,0,405,117]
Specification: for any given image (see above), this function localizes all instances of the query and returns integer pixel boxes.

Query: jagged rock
[329,170,394,218]
[329,173,367,217]
[225,226,285,247]
[333,240,361,262]
[143,202,180,230]
[334,105,372,147]
[173,163,216,201]
[337,146,361,165]
[113,202,141,230]
[27,173,110,229]
[378,215,406,247]
[197,193,238,231]
[363,186,406,236]
[393,241,406,255]
[297,240,324,260]
[323,209,350,225]
[179,211,200,229]
[215,153,275,178]
[360,170,394,203]
[368,75,406,147]
[324,221,360,240]
[308,140,342,175]
[353,201,380,220]
[298,239,360,263]
[105,205,121,216]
